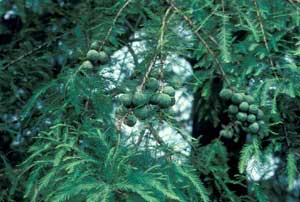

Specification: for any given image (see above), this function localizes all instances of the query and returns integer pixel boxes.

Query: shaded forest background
[0,0,300,201]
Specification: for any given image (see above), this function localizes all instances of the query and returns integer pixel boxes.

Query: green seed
[86,50,100,62]
[239,102,249,112]
[125,114,137,127]
[134,106,151,120]
[257,109,264,120]
[163,86,175,96]
[249,122,259,133]
[228,105,239,114]
[81,60,93,69]
[132,92,148,106]
[115,106,128,116]
[220,129,233,138]
[219,89,233,100]
[99,51,109,64]
[258,120,265,126]
[244,95,255,104]
[119,94,132,107]
[157,93,172,108]
[231,93,244,104]
[236,112,247,122]
[146,78,160,91]
[247,114,256,123]
[249,104,259,114]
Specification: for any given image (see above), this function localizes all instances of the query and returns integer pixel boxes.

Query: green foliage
[239,137,261,174]
[1,0,300,201]
[217,5,232,63]
[17,124,210,202]
[0,154,19,201]
[252,183,269,202]
[287,151,297,190]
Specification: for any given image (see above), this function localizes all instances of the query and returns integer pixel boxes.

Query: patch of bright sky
[246,154,279,181]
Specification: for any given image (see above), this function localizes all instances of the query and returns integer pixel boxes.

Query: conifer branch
[149,126,172,161]
[98,0,132,51]
[2,35,62,70]
[126,44,140,68]
[138,6,173,91]
[116,112,130,131]
[150,127,166,147]
[219,0,231,63]
[138,53,159,92]
[2,11,120,72]
[166,0,230,86]
[252,0,277,74]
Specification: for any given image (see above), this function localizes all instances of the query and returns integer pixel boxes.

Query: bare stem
[2,35,62,70]
[252,0,277,75]
[98,0,132,51]
[166,0,230,86]
[283,124,291,147]
[137,53,159,92]
[138,6,173,91]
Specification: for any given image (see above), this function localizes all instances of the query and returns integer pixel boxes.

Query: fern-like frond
[239,143,254,174]
[217,10,232,63]
[287,151,297,190]
[173,164,210,202]
[253,183,268,202]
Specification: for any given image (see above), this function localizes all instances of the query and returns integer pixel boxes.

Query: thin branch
[134,14,143,30]
[149,125,172,161]
[149,125,190,160]
[252,0,277,75]
[2,27,146,72]
[166,0,230,86]
[137,53,159,92]
[283,124,291,148]
[2,35,62,70]
[2,1,131,71]
[158,7,172,49]
[150,127,166,146]
[136,130,146,147]
[124,19,136,33]
[221,0,226,18]
[127,44,140,67]
[206,32,219,46]
[98,0,132,51]
[288,0,300,5]
[115,37,140,70]
[2,18,103,71]
[252,0,270,54]
[117,7,172,130]
[138,6,173,91]
[116,111,130,131]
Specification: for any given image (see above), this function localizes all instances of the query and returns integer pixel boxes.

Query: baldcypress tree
[0,0,300,201]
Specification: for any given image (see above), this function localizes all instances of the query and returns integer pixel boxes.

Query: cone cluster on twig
[219,88,266,138]
[80,41,109,69]
[116,77,176,127]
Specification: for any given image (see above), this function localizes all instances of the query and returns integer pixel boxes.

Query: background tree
[0,0,300,201]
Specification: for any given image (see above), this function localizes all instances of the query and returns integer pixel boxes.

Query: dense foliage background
[0,0,300,201]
